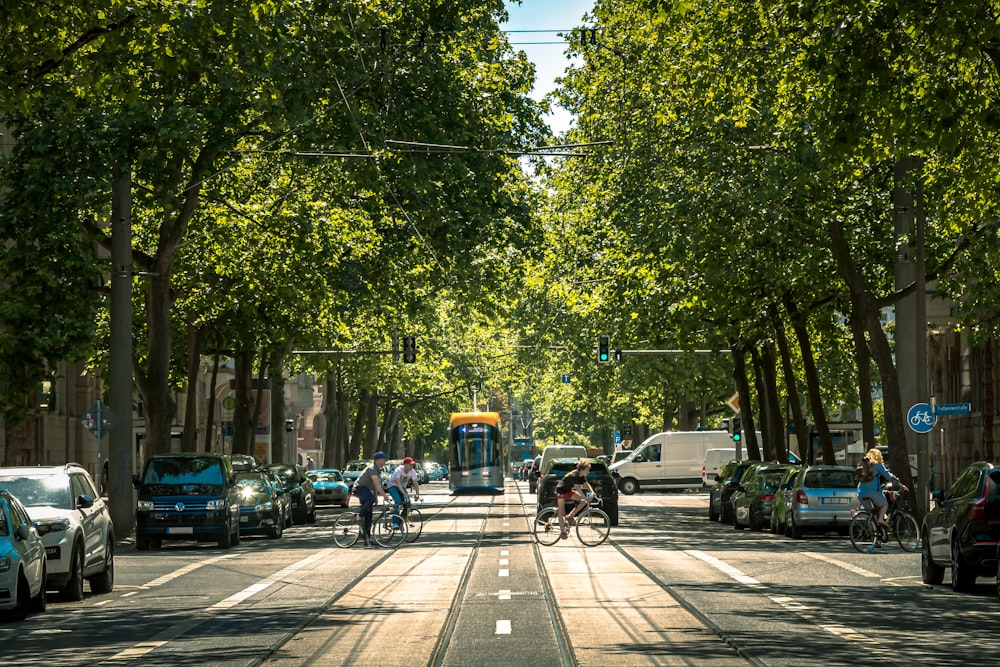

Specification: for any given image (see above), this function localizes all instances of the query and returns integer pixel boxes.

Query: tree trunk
[323,373,338,469]
[783,293,835,464]
[731,342,761,460]
[350,388,367,460]
[751,347,776,461]
[772,301,809,459]
[268,351,286,464]
[762,343,787,463]
[181,322,203,453]
[850,311,877,448]
[232,350,254,456]
[134,271,177,459]
[364,387,379,457]
[204,347,221,452]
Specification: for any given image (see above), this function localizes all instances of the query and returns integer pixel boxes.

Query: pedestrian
[387,456,421,526]
[856,447,907,530]
[306,456,315,471]
[555,459,597,540]
[351,451,391,547]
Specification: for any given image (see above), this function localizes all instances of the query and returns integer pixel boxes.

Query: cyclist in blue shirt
[857,447,906,529]
[351,451,391,547]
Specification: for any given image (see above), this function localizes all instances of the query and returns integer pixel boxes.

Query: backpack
[854,458,873,483]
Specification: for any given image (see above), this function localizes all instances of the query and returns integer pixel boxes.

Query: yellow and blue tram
[448,411,504,492]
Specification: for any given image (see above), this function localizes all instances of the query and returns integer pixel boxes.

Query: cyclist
[352,451,391,548]
[857,447,907,533]
[556,459,598,541]
[387,456,421,526]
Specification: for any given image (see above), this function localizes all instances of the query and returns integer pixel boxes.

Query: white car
[0,490,47,620]
[0,464,114,600]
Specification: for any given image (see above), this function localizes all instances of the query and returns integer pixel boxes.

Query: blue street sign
[907,403,936,433]
[614,430,622,445]
[934,403,971,416]
[561,374,571,383]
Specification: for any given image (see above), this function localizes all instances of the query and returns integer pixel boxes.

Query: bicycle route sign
[907,403,936,434]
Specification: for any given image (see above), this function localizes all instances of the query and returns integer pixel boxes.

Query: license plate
[240,516,249,522]
[167,526,194,534]
[822,497,849,504]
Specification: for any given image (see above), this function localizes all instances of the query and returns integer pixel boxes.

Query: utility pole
[108,167,135,539]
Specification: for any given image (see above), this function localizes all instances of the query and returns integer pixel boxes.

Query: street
[2,479,996,667]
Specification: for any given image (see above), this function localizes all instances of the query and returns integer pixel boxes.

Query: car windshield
[0,475,72,509]
[310,471,343,482]
[345,462,368,472]
[238,479,269,494]
[143,458,225,486]
[804,469,855,489]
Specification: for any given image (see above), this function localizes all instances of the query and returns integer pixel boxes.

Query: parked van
[702,447,743,487]
[539,445,588,477]
[610,431,735,494]
[133,453,240,550]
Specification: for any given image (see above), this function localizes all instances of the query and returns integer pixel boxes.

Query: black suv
[709,459,758,524]
[134,453,240,549]
[921,461,1000,592]
[267,464,316,524]
[536,458,619,526]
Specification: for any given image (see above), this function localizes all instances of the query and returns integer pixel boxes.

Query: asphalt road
[2,480,997,667]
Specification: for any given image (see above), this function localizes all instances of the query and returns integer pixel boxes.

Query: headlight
[0,554,10,573]
[137,500,154,511]
[35,518,71,535]
[256,502,273,511]
[205,499,226,511]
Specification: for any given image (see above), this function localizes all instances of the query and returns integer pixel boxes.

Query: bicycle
[849,485,920,553]
[333,499,408,548]
[398,500,423,544]
[533,496,611,546]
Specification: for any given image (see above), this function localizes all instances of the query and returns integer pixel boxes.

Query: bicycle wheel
[533,507,561,546]
[894,512,920,552]
[333,512,361,548]
[374,511,408,548]
[849,512,876,552]
[576,509,611,546]
[403,508,423,543]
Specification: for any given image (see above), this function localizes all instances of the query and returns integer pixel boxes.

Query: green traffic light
[732,432,741,441]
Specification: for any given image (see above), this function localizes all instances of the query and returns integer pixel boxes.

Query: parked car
[527,455,542,494]
[536,458,620,526]
[0,490,47,620]
[0,464,114,600]
[703,448,741,488]
[308,469,350,508]
[342,460,369,487]
[732,466,789,531]
[709,460,758,523]
[426,462,448,481]
[235,473,284,539]
[511,461,523,480]
[134,453,241,550]
[785,465,860,538]
[769,466,804,534]
[267,464,317,524]
[413,462,430,485]
[921,461,1000,592]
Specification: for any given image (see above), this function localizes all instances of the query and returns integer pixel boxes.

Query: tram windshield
[450,422,501,471]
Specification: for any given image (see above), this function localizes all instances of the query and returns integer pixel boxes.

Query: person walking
[555,459,597,540]
[856,447,907,531]
[387,456,421,527]
[352,451,391,547]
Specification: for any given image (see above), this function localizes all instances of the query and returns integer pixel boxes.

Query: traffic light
[402,336,416,363]
[598,335,610,363]
[731,416,742,442]
[614,349,623,362]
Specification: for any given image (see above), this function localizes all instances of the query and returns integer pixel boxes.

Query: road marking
[498,589,511,600]
[495,620,512,634]
[499,569,509,577]
[804,552,881,578]
[144,553,240,588]
[100,549,335,663]
[685,550,761,586]
[500,550,509,556]
[499,559,509,566]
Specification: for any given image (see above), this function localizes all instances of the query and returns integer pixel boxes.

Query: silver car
[785,465,860,538]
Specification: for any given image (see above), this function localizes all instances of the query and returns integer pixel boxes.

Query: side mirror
[132,474,141,488]
[77,494,95,509]
[931,489,944,506]
[16,523,31,541]
[713,474,721,482]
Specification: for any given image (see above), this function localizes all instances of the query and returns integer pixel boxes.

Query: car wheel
[10,572,30,621]
[789,515,803,539]
[708,499,719,522]
[136,535,150,551]
[921,533,944,585]
[732,508,745,530]
[62,543,85,602]
[268,520,283,539]
[150,539,162,549]
[231,520,241,547]
[307,504,317,524]
[217,524,233,549]
[89,537,115,594]
[951,537,975,592]
[29,564,47,613]
[619,478,639,495]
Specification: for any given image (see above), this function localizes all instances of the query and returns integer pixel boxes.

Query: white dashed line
[495,620,512,634]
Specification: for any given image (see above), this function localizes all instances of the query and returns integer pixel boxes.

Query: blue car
[308,469,350,508]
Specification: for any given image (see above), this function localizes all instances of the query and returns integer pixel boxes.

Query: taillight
[795,489,808,505]
[761,493,774,502]
[967,498,988,521]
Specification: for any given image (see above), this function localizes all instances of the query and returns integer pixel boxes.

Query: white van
[702,447,743,487]
[538,445,589,477]
[609,431,734,494]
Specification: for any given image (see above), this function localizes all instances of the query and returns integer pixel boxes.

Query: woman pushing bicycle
[556,460,597,541]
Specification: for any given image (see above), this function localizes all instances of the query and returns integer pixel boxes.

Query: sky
[502,1,596,135]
